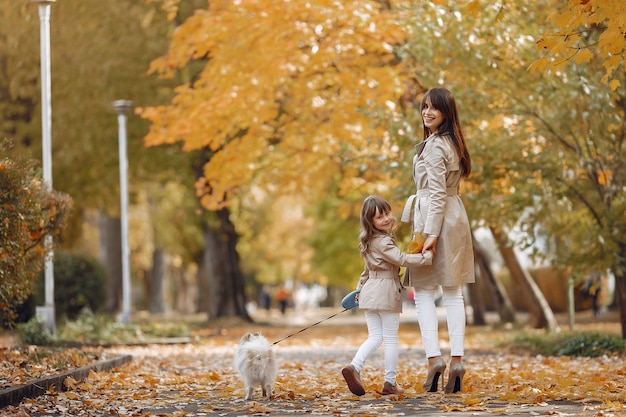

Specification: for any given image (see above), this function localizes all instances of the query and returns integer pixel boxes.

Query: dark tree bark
[172,265,193,314]
[472,234,516,324]
[97,210,122,314]
[215,208,249,319]
[614,247,626,339]
[149,248,166,314]
[193,148,250,322]
[201,221,221,320]
[491,227,560,331]
[467,278,486,326]
[196,209,250,321]
[196,244,210,313]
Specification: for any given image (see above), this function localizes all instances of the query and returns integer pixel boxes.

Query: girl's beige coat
[357,234,432,313]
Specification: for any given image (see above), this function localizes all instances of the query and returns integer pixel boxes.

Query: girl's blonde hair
[359,195,395,256]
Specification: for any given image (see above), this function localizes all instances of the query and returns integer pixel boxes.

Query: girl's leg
[413,285,441,358]
[380,311,400,384]
[441,285,465,358]
[351,310,383,372]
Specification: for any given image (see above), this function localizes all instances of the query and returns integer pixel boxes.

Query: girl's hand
[423,235,437,256]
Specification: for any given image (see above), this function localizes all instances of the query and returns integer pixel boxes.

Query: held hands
[407,232,426,254]
[423,235,437,255]
[408,232,437,256]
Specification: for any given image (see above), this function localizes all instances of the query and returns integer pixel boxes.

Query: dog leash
[271,308,349,345]
[271,289,360,345]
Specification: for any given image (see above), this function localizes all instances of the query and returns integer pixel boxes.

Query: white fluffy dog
[234,332,277,400]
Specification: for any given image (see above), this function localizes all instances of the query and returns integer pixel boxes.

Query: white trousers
[351,310,400,384]
[413,285,465,358]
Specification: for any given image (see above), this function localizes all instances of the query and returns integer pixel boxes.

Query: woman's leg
[380,311,400,384]
[413,285,440,358]
[441,285,465,358]
[442,285,467,393]
[351,310,383,372]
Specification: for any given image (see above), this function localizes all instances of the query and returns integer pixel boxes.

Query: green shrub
[0,139,73,328]
[57,308,190,344]
[34,250,106,320]
[17,315,56,346]
[508,331,625,357]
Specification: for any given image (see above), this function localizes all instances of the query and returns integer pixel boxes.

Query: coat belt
[369,270,398,279]
[401,187,459,223]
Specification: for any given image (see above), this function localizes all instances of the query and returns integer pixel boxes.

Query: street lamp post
[113,100,132,324]
[33,0,56,335]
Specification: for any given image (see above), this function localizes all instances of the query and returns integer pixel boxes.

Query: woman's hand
[422,235,438,256]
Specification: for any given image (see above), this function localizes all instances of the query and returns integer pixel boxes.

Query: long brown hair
[359,195,394,257]
[421,88,472,177]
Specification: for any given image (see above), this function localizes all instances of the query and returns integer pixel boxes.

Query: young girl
[401,87,475,394]
[341,195,433,396]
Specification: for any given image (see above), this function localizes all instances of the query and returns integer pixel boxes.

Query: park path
[2,306,624,416]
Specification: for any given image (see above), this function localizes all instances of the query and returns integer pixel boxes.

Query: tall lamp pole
[113,100,132,324]
[33,0,56,335]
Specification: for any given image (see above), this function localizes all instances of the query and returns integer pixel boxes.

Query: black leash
[272,308,349,345]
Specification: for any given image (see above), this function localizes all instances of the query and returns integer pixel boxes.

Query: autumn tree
[532,0,625,88]
[394,0,625,336]
[0,140,72,327]
[139,0,625,333]
[1,0,206,317]
[139,0,411,315]
[529,0,626,337]
[140,0,408,208]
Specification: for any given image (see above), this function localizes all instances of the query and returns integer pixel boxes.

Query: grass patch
[17,308,190,346]
[506,331,625,357]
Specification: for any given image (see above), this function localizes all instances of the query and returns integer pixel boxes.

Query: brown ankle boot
[341,365,365,396]
[382,381,404,395]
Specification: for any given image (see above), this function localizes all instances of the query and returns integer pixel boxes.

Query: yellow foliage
[572,48,593,64]
[533,0,626,82]
[467,1,481,16]
[140,0,409,210]
[63,376,78,390]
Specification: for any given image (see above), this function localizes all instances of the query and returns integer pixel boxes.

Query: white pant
[351,310,400,384]
[413,285,465,358]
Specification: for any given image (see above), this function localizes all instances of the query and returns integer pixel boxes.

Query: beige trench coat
[357,234,432,313]
[401,134,475,287]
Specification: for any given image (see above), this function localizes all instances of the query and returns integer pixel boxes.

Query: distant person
[277,286,288,315]
[341,195,433,396]
[260,285,271,312]
[401,87,475,394]
[582,272,602,316]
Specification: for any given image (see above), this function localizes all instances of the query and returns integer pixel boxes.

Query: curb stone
[0,354,132,408]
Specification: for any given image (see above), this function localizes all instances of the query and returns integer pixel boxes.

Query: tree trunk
[97,210,122,314]
[172,266,193,314]
[617,276,626,339]
[196,208,250,321]
[473,234,516,323]
[613,244,626,339]
[192,150,250,321]
[149,248,166,314]
[201,222,221,320]
[491,227,560,331]
[215,208,249,319]
[467,279,486,326]
[196,247,210,313]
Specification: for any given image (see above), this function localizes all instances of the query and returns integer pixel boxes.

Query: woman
[401,87,475,393]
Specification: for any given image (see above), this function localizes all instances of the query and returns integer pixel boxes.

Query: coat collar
[414,134,435,156]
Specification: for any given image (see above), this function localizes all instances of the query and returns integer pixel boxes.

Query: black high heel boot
[444,362,466,394]
[422,358,446,392]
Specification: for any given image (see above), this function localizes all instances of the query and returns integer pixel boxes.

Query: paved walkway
[2,307,622,416]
